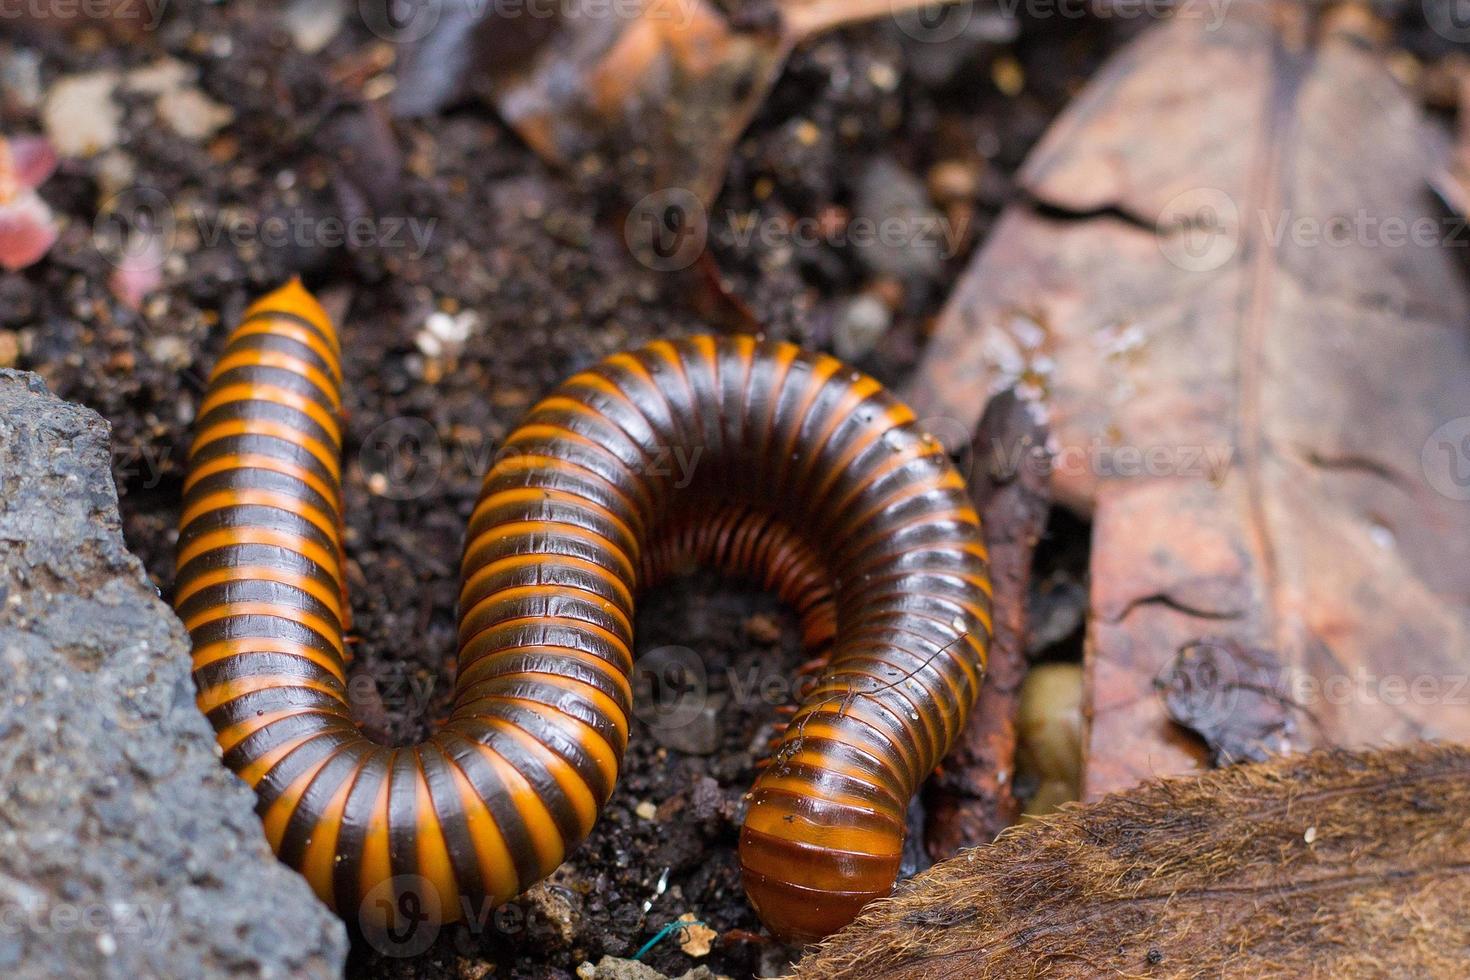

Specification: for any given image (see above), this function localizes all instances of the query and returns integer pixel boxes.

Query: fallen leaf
[391,0,965,206]
[108,228,167,311]
[4,135,57,191]
[0,191,57,272]
[1158,637,1294,765]
[675,913,717,958]
[793,743,1470,979]
[907,0,1470,798]
[0,134,58,271]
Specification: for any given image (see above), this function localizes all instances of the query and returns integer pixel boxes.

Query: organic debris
[0,134,58,271]
[909,0,1470,797]
[922,389,1053,856]
[392,0,968,206]
[795,743,1470,978]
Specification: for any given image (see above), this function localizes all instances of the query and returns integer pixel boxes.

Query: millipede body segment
[176,280,992,944]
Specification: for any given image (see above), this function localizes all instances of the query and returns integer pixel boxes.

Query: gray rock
[833,294,892,363]
[576,954,728,979]
[852,157,946,281]
[647,692,727,757]
[0,370,347,979]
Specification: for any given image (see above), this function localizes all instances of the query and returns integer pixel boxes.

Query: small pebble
[43,73,122,158]
[744,613,782,645]
[928,160,980,205]
[833,294,891,362]
[283,0,345,53]
[0,48,43,111]
[156,88,235,141]
[124,58,194,96]
[992,55,1025,97]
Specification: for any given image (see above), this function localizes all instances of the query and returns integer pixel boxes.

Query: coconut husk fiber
[793,743,1470,978]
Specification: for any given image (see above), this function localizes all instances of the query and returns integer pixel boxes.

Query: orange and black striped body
[177,282,992,944]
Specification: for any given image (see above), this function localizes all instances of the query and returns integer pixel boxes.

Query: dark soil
[0,2,1236,977]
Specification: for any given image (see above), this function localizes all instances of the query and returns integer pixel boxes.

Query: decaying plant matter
[794,742,1470,978]
[392,0,964,205]
[923,390,1052,856]
[908,0,1470,797]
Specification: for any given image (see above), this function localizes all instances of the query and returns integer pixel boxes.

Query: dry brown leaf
[792,742,1470,979]
[675,913,718,957]
[391,0,962,205]
[907,0,1470,798]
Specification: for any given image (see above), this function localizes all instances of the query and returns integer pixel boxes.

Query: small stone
[867,62,899,92]
[124,58,194,95]
[635,800,658,821]
[833,294,891,362]
[92,149,137,199]
[522,881,579,948]
[928,160,980,205]
[417,309,480,359]
[991,54,1025,97]
[1,47,43,112]
[582,956,663,980]
[853,157,944,280]
[156,87,235,141]
[744,613,782,645]
[144,335,191,370]
[648,692,727,756]
[43,72,122,158]
[283,0,346,53]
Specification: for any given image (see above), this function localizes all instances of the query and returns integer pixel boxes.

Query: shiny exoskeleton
[176,280,992,944]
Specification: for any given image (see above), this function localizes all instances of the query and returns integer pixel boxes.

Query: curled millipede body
[176,280,992,944]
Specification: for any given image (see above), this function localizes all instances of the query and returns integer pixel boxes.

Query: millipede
[175,279,992,944]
